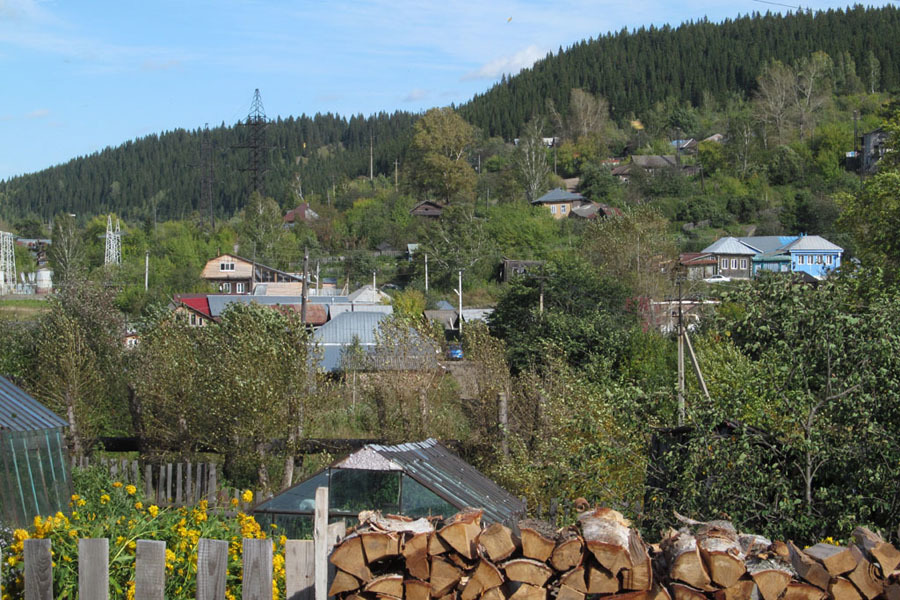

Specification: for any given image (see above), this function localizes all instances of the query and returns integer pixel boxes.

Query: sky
[0,0,895,180]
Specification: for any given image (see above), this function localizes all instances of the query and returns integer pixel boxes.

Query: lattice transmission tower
[0,231,15,294]
[104,216,121,266]
[234,89,271,197]
[199,123,216,229]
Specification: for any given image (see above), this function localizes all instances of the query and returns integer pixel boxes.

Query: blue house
[703,235,842,280]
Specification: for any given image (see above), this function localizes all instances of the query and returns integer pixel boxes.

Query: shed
[253,438,525,538]
[0,376,71,526]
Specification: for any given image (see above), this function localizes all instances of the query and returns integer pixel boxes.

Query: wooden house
[200,253,302,294]
[410,201,444,218]
[531,188,585,219]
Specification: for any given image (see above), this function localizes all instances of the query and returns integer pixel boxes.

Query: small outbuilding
[0,376,71,526]
[253,438,525,538]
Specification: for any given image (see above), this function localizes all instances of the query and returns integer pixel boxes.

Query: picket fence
[15,488,343,600]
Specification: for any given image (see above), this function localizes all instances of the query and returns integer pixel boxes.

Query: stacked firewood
[328,508,900,600]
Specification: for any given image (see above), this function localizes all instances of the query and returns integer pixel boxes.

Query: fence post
[176,463,183,505]
[186,462,193,504]
[286,540,315,600]
[314,486,329,600]
[157,464,165,506]
[24,538,53,600]
[78,538,109,600]
[144,464,153,499]
[196,538,228,600]
[166,463,173,505]
[135,540,165,600]
[207,462,216,504]
[243,538,273,600]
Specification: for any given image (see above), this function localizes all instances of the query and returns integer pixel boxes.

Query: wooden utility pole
[301,248,309,325]
[677,280,685,426]
[369,133,374,182]
[394,159,399,189]
[424,254,429,292]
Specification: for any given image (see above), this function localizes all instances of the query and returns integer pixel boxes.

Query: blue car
[448,343,463,360]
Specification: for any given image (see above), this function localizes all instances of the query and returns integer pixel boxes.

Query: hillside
[1,5,899,222]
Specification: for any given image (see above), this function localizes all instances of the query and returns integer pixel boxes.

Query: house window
[198,318,203,326]
[220,262,235,271]
[190,314,197,326]
[740,259,747,269]
[798,255,804,265]
[827,255,833,265]
[816,255,823,264]
[721,258,728,270]
[550,205,557,214]
[236,282,245,294]
[731,259,738,269]
[560,204,567,214]
[219,282,231,293]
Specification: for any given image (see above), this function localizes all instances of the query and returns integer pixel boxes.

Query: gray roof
[435,300,455,311]
[315,311,387,345]
[738,236,798,253]
[207,294,364,317]
[532,187,585,205]
[461,308,494,323]
[702,237,758,255]
[632,155,678,169]
[327,304,393,318]
[424,309,458,330]
[0,376,68,431]
[783,235,843,252]
[366,439,525,526]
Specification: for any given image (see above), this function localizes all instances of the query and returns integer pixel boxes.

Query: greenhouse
[0,376,71,527]
[253,439,525,539]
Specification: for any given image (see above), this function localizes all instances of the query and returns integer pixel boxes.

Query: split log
[670,583,709,600]
[621,529,653,591]
[359,510,435,534]
[431,557,464,597]
[746,558,791,600]
[712,578,759,600]
[361,531,401,563]
[662,529,712,590]
[478,523,519,562]
[586,563,620,594]
[847,546,884,600]
[559,567,588,594]
[482,586,508,600]
[557,585,586,600]
[551,536,584,572]
[329,570,362,596]
[460,560,505,600]
[853,527,900,574]
[829,577,864,600]
[647,581,673,600]
[429,532,454,556]
[364,574,404,599]
[782,582,827,600]
[331,535,374,582]
[697,524,746,589]
[580,508,634,575]
[502,559,553,587]
[508,583,547,600]
[439,510,483,560]
[806,543,857,577]
[520,527,556,563]
[404,532,432,580]
[788,542,831,590]
[406,580,432,600]
[739,535,773,556]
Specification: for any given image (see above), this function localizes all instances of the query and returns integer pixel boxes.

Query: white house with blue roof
[702,234,842,280]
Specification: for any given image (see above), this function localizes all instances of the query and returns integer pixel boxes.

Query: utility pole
[369,132,374,182]
[144,250,150,291]
[456,270,463,337]
[677,279,685,426]
[301,248,309,325]
[394,159,399,190]
[372,270,376,292]
[316,260,320,295]
[424,254,429,293]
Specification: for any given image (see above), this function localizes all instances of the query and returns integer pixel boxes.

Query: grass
[0,297,50,321]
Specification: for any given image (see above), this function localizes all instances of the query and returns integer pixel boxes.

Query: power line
[750,0,802,10]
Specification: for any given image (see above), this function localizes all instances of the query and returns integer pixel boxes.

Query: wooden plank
[176,463,183,505]
[25,538,53,600]
[186,462,193,504]
[157,464,165,506]
[144,464,152,499]
[78,538,109,600]
[315,486,329,600]
[196,538,229,600]
[135,540,166,600]
[244,538,274,600]
[207,462,216,504]
[195,463,203,503]
[166,463,173,505]
[286,539,315,600]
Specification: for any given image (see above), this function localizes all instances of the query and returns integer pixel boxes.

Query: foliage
[515,119,551,203]
[1,467,277,600]
[408,108,477,203]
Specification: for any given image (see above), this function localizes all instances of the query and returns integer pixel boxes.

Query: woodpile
[329,508,900,600]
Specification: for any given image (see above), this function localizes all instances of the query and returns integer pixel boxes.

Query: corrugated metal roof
[435,300,455,311]
[314,312,388,345]
[702,237,758,255]
[783,235,843,252]
[327,304,393,318]
[368,439,525,525]
[737,236,798,253]
[532,187,585,205]
[0,376,68,431]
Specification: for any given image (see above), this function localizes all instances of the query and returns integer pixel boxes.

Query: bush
[2,467,279,600]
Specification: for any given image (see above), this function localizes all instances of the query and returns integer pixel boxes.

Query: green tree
[49,214,85,285]
[408,108,477,203]
[515,119,551,203]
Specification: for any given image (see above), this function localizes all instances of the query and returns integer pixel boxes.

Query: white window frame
[236,282,245,294]
[740,259,747,269]
[190,313,197,326]
[731,258,738,269]
[560,204,567,214]
[721,258,728,270]
[816,255,823,264]
[550,205,557,214]
[219,262,235,272]
[827,255,833,265]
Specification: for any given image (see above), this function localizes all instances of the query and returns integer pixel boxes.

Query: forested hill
[3,5,900,223]
[460,5,900,138]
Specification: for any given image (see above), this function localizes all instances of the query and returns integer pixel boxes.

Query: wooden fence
[73,456,263,509]
[13,487,344,600]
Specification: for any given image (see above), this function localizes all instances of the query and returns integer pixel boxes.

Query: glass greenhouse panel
[330,469,400,515]
[401,475,455,519]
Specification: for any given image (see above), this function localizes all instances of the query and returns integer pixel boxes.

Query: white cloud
[462,44,546,81]
[403,88,429,102]
[25,108,48,118]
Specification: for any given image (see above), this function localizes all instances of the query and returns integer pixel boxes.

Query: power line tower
[234,89,270,197]
[199,123,216,229]
[104,216,121,266]
[0,231,16,294]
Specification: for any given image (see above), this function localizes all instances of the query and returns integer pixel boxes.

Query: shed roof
[702,237,758,255]
[783,235,843,252]
[315,311,387,345]
[0,376,68,431]
[532,188,585,205]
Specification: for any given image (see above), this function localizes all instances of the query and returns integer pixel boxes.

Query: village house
[283,203,319,227]
[700,235,843,280]
[200,253,303,294]
[531,188,585,219]
[410,200,444,218]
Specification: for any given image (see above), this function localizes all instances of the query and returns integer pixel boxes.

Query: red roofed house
[173,294,213,327]
[284,203,319,227]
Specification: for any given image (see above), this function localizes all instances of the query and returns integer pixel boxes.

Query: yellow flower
[100,494,111,505]
[6,557,17,567]
[13,529,29,543]
[148,505,159,518]
[242,489,253,503]
[77,499,86,507]
[134,502,143,510]
[112,481,123,488]
[230,497,239,507]
[70,494,80,502]
[125,484,137,495]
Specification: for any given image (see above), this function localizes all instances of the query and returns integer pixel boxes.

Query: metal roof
[738,236,798,253]
[314,312,388,345]
[702,237,758,255]
[0,376,68,431]
[783,235,843,252]
[435,300,455,311]
[532,187,585,205]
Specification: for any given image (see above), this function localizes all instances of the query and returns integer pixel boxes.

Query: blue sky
[0,0,893,179]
